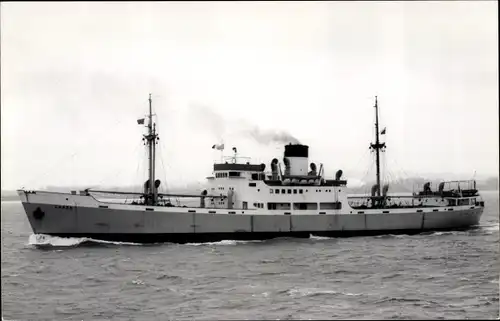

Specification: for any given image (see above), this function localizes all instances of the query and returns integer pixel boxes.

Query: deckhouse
[205,143,347,213]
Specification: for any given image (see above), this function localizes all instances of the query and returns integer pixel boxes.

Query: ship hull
[42,228,477,244]
[21,200,484,244]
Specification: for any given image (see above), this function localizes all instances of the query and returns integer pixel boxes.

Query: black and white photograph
[1,1,498,320]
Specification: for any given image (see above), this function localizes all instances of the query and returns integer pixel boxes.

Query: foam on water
[252,292,270,298]
[184,239,264,246]
[309,234,335,240]
[285,288,362,298]
[131,279,145,285]
[482,223,499,233]
[431,231,459,236]
[28,234,143,247]
[375,234,409,239]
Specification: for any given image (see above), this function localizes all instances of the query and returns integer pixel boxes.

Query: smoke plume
[188,103,227,140]
[247,126,301,145]
[187,102,301,145]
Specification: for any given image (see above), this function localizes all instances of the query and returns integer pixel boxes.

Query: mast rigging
[369,96,386,197]
[144,93,158,205]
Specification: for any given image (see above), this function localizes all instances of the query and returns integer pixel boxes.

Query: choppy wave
[184,239,264,246]
[28,234,143,247]
[481,223,499,233]
[430,231,460,236]
[28,235,266,248]
[375,234,409,239]
[131,279,145,285]
[373,296,438,305]
[424,229,495,237]
[285,287,362,298]
[27,227,495,249]
[309,234,335,240]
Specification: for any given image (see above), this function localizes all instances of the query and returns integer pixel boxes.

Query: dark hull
[47,227,478,244]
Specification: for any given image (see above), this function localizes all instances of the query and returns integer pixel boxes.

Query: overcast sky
[1,1,498,190]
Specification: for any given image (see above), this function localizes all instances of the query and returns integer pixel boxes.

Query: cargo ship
[18,95,484,243]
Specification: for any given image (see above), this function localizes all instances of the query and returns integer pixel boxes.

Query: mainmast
[145,93,158,205]
[369,96,386,197]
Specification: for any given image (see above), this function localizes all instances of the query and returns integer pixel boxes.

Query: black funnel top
[284,144,309,158]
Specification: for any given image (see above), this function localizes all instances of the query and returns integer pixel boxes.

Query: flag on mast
[137,118,145,125]
[212,143,225,150]
[381,127,386,135]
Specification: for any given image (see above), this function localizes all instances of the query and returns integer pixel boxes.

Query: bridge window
[293,203,318,210]
[275,189,280,194]
[458,198,470,206]
[251,173,265,180]
[293,189,297,194]
[320,202,342,210]
[270,189,273,194]
[299,189,303,194]
[229,171,241,177]
[287,189,292,194]
[281,189,285,194]
[267,202,291,210]
[249,183,256,187]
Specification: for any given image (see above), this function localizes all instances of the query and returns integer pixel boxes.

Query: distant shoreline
[3,189,498,202]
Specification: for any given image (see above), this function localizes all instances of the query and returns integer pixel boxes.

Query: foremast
[144,93,159,205]
[369,96,386,197]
